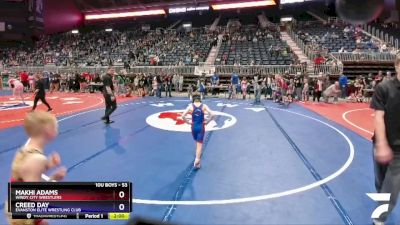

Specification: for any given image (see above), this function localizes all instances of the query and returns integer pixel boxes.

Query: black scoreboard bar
[8,182,132,220]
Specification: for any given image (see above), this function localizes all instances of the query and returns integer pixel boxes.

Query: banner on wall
[28,0,44,23]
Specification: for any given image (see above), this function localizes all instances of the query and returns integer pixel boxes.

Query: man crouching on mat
[8,76,25,105]
[371,53,400,225]
[5,111,66,225]
[101,66,117,124]
[181,93,215,169]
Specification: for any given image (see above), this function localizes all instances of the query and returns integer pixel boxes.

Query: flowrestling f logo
[367,193,391,219]
[146,110,237,132]
[0,100,35,111]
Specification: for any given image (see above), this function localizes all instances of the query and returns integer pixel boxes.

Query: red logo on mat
[146,110,237,132]
[158,112,194,125]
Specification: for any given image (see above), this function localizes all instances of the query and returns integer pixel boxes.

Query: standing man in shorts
[371,54,400,225]
[101,67,117,124]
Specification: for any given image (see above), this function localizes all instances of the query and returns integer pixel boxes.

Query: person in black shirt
[32,73,52,112]
[370,54,400,224]
[101,67,117,124]
[294,73,303,100]
[164,74,172,98]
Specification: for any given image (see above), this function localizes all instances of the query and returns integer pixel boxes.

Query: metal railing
[313,64,343,75]
[4,66,196,75]
[215,65,307,75]
[3,65,309,76]
[363,24,400,50]
[1,64,347,76]
[330,52,396,62]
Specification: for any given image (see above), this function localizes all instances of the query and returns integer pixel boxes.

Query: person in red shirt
[314,55,325,65]
[20,71,29,91]
[80,72,89,92]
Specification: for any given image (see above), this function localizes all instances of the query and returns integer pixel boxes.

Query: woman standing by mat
[181,93,215,169]
[241,77,248,100]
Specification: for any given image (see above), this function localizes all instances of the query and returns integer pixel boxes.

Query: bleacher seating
[215,26,295,66]
[294,22,379,53]
[157,30,213,66]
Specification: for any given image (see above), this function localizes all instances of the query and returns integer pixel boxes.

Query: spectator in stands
[383,71,392,82]
[314,54,325,65]
[339,74,348,98]
[380,43,388,52]
[338,47,347,53]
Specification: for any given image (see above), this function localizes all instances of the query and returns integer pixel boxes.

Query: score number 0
[118,190,126,211]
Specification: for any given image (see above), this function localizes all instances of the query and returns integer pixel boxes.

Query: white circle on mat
[0,100,36,111]
[134,107,355,205]
[44,101,354,205]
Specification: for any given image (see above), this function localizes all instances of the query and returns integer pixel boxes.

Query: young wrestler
[5,111,66,225]
[181,93,215,168]
[7,77,25,104]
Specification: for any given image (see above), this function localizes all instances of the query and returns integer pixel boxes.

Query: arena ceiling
[74,0,265,12]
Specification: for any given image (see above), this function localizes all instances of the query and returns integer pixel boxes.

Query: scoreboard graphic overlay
[8,182,132,220]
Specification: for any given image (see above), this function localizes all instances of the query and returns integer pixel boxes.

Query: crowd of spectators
[1,68,396,105]
[201,69,395,104]
[0,70,188,99]
[0,28,216,68]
